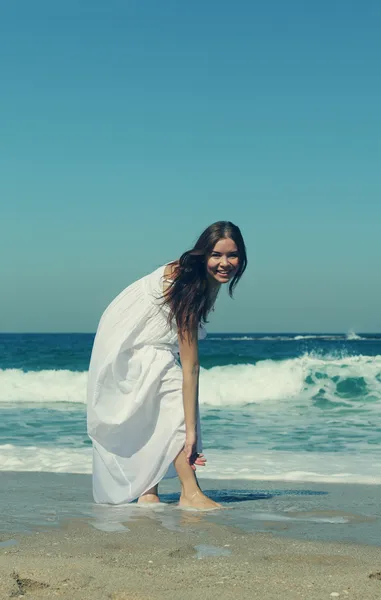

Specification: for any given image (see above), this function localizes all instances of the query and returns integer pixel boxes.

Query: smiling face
[206,237,240,285]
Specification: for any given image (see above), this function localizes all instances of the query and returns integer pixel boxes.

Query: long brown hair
[162,221,247,336]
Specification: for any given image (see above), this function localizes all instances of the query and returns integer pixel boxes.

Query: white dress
[87,263,205,504]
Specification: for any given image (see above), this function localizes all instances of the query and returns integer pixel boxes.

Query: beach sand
[1,473,381,599]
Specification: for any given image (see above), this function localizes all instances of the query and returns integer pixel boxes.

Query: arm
[163,263,205,469]
[178,326,200,466]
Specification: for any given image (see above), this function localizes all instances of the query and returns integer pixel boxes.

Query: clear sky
[1,0,380,333]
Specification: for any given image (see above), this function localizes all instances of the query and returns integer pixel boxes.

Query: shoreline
[1,473,381,599]
[1,472,381,545]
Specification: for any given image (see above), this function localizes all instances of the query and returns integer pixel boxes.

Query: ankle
[181,487,201,499]
[138,493,160,504]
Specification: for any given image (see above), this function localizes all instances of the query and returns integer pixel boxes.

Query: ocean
[1,332,381,484]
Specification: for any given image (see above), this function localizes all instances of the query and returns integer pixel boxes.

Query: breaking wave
[1,353,380,407]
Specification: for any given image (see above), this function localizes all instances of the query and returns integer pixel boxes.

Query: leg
[174,448,221,510]
[137,483,160,504]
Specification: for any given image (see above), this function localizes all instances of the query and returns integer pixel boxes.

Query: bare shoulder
[164,260,179,281]
[163,260,179,295]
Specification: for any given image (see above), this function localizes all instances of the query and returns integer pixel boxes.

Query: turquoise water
[1,333,381,482]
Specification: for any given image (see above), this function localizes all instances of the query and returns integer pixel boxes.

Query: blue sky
[1,0,380,333]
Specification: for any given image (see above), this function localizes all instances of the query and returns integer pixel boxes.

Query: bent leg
[174,448,221,510]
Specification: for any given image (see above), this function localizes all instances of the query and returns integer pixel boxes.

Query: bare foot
[179,490,222,511]
[137,494,161,505]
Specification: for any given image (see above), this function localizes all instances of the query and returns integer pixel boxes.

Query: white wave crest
[199,354,381,407]
[293,335,333,340]
[207,336,257,341]
[1,445,381,484]
[346,330,362,340]
[1,353,381,407]
[0,444,91,473]
[199,361,305,405]
[208,334,372,341]
[0,369,87,403]
[208,335,346,341]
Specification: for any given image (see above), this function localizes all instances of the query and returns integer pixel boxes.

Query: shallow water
[1,473,380,547]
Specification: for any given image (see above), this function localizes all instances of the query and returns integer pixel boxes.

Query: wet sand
[1,473,381,599]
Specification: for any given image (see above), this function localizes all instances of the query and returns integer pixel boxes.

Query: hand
[184,433,207,471]
[193,453,207,469]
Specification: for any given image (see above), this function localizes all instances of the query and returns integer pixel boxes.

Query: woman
[87,221,247,509]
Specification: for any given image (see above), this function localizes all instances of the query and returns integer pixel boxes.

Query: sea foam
[1,353,380,407]
[1,444,381,484]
